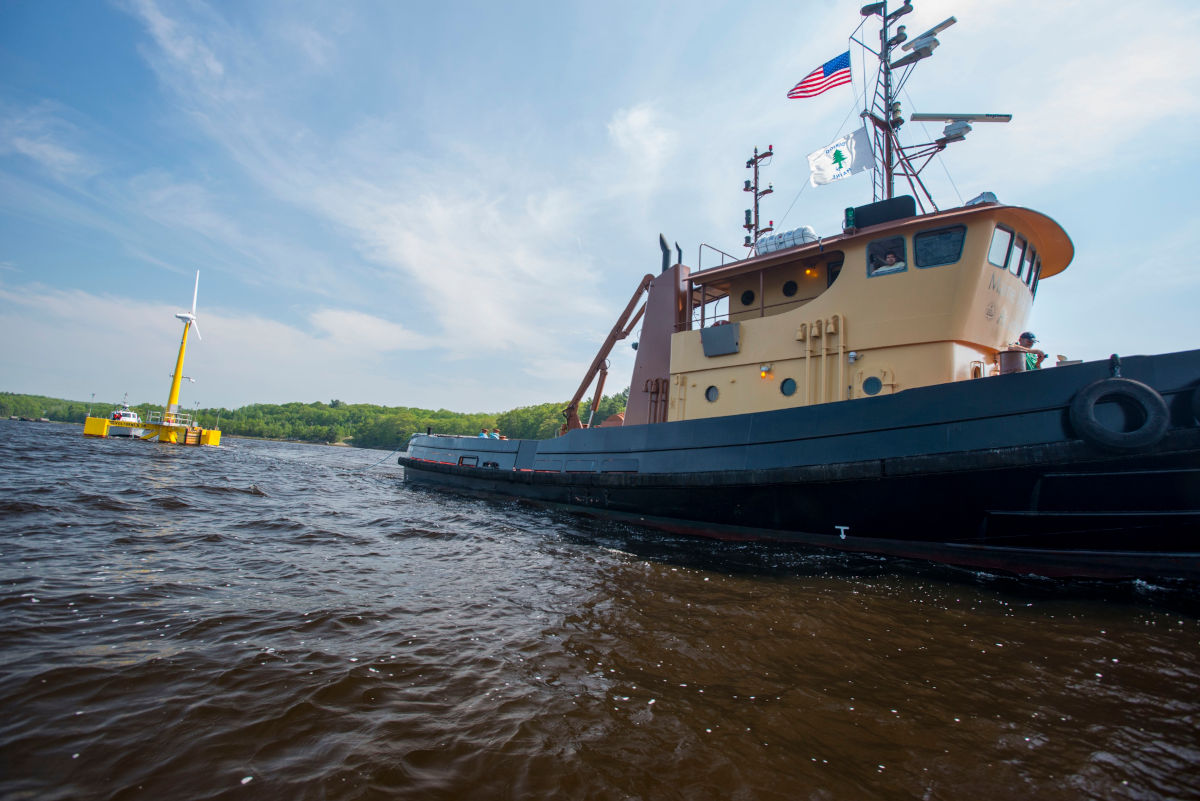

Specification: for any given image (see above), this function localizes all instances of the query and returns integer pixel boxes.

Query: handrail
[685,291,826,331]
[146,410,194,427]
[696,243,742,272]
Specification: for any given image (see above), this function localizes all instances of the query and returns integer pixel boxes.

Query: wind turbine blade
[191,271,200,316]
[191,320,202,341]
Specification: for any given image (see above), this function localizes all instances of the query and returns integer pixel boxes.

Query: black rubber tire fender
[1069,377,1169,451]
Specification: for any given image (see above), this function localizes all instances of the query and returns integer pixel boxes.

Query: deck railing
[146,410,194,427]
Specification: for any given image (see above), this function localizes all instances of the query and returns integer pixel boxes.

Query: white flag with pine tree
[807,126,872,186]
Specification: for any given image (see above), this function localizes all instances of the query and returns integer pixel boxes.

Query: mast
[856,1,1009,212]
[742,146,774,252]
[880,7,895,199]
[859,1,914,204]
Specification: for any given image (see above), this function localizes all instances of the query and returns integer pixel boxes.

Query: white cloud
[309,308,434,351]
[605,103,679,199]
[996,30,1200,184]
[118,0,615,367]
[279,23,335,68]
[126,0,225,83]
[0,102,96,178]
[129,173,246,251]
[608,104,675,164]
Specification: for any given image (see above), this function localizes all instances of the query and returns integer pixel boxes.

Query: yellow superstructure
[667,203,1073,421]
[83,414,221,446]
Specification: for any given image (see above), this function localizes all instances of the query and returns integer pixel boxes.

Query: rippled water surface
[2,420,1199,800]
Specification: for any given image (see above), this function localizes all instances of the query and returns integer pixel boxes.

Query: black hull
[400,351,1200,580]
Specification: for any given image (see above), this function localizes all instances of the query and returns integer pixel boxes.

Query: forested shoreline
[0,389,629,450]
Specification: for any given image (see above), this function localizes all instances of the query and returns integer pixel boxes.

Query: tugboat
[398,2,1200,580]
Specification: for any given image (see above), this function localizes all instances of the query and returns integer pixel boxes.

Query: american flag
[787,51,852,99]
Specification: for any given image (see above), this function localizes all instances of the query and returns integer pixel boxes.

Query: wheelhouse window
[1009,237,1027,278]
[987,226,1013,268]
[914,225,966,268]
[988,224,1039,295]
[867,236,906,276]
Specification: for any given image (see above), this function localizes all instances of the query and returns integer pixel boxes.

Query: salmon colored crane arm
[561,274,654,434]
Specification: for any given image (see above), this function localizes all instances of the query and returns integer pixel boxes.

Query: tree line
[0,388,630,450]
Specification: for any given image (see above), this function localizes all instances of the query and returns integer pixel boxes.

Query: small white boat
[108,399,145,438]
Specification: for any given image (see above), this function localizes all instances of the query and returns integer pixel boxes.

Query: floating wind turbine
[82,268,221,446]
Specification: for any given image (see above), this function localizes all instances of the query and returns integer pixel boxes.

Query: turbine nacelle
[174,272,202,340]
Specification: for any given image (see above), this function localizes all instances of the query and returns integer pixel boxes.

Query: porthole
[705,385,719,402]
[740,290,756,306]
[780,378,797,396]
[862,376,883,396]
[782,280,798,297]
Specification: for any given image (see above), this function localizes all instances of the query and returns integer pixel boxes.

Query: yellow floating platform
[83,416,221,446]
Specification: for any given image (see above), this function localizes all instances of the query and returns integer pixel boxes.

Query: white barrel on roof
[756,225,818,255]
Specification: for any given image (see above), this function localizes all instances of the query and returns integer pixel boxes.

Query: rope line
[363,444,405,471]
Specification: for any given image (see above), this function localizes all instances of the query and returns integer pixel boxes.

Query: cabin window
[867,237,907,276]
[827,259,843,287]
[987,226,1013,268]
[782,280,798,297]
[458,455,478,467]
[1021,246,1036,284]
[740,290,756,306]
[780,378,797,396]
[705,385,719,402]
[1009,237,1027,278]
[862,377,883,395]
[1031,259,1043,297]
[914,225,966,268]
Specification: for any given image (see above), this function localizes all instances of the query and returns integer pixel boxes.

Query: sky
[2,0,1198,413]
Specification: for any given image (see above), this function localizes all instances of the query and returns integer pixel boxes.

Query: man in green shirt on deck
[1019,331,1047,370]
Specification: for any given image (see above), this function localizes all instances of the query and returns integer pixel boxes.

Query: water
[2,420,1198,801]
